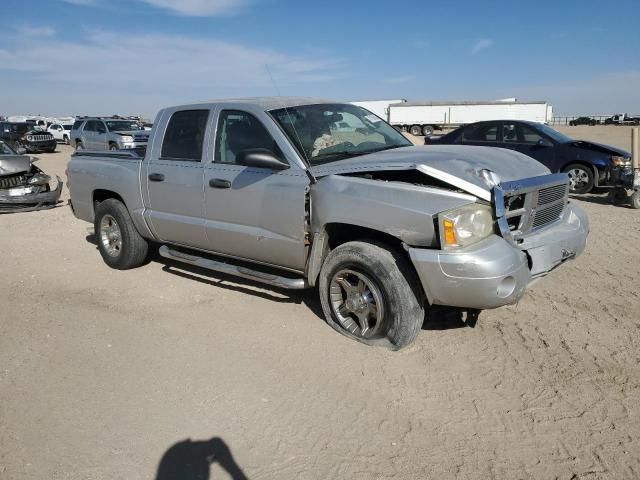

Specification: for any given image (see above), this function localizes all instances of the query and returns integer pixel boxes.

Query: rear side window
[72,120,83,130]
[84,121,96,132]
[161,110,210,161]
[462,124,498,142]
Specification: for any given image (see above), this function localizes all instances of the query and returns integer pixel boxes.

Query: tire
[63,135,69,145]
[94,198,149,270]
[409,125,422,136]
[109,144,118,151]
[75,142,84,150]
[318,241,425,350]
[422,125,434,136]
[563,163,594,194]
[631,191,640,209]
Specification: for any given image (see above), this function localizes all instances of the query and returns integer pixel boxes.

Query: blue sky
[0,0,638,118]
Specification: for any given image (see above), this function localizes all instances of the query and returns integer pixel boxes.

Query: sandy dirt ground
[1,126,639,479]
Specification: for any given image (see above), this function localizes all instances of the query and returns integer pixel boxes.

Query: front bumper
[0,176,63,213]
[408,203,588,309]
[117,141,147,150]
[25,141,57,152]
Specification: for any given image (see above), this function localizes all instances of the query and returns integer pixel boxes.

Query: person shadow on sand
[155,437,248,480]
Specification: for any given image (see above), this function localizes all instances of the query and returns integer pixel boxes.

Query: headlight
[26,135,33,141]
[120,135,134,142]
[28,173,51,185]
[438,203,494,249]
[611,155,631,167]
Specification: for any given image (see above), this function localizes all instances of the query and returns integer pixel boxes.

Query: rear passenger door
[203,109,308,271]
[143,109,210,249]
[82,120,97,149]
[459,122,501,147]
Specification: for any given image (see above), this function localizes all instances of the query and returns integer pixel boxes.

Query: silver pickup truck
[67,97,588,349]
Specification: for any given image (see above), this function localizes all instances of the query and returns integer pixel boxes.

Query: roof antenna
[265,64,316,184]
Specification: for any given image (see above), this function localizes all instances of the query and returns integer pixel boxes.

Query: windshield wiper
[314,145,406,161]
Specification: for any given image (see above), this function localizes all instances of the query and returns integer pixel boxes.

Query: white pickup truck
[67,97,589,349]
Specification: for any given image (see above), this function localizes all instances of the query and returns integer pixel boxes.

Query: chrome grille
[496,173,570,241]
[29,135,53,142]
[0,174,28,190]
[133,135,149,142]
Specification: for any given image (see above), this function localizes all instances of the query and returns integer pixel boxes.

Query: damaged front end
[0,156,63,213]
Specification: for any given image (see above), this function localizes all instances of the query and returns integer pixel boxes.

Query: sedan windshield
[105,121,140,132]
[538,124,572,144]
[270,103,412,164]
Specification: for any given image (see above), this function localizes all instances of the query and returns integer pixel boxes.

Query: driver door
[203,109,309,271]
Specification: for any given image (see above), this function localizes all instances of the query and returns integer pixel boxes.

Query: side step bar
[158,245,308,290]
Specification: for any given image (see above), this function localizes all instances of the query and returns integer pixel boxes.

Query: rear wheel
[422,125,434,136]
[409,125,422,136]
[318,241,425,349]
[75,141,84,150]
[94,198,149,269]
[563,163,594,194]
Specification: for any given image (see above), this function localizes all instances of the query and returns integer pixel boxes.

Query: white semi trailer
[387,100,553,136]
[349,99,406,122]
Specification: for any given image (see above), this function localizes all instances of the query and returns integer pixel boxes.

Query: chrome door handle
[209,178,231,189]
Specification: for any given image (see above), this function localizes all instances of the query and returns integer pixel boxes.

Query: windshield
[11,124,30,134]
[270,103,412,164]
[105,121,140,132]
[63,125,72,130]
[538,124,572,143]
[0,141,17,154]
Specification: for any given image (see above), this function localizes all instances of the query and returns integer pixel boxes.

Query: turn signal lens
[442,219,457,246]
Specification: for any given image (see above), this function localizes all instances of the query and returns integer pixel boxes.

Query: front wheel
[75,142,84,150]
[563,163,594,194]
[63,135,69,145]
[422,125,434,136]
[94,198,149,269]
[318,241,425,349]
[109,144,118,151]
[631,191,640,209]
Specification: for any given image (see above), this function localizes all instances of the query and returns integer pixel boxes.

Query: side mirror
[16,147,27,155]
[235,148,289,170]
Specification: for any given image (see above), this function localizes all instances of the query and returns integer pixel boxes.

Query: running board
[158,245,308,290]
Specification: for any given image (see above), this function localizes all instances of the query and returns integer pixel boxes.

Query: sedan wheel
[563,163,594,194]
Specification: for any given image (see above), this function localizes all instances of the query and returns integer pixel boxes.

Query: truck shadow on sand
[155,437,247,480]
[85,234,480,331]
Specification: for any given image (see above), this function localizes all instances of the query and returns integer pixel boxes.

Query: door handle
[148,173,165,182]
[209,178,231,189]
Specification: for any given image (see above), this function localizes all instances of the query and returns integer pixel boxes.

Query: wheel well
[325,223,405,252]
[561,161,599,184]
[93,189,125,213]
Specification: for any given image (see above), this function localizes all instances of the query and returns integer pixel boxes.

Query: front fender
[310,174,477,247]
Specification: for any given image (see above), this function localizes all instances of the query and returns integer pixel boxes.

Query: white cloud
[470,38,493,55]
[0,29,344,116]
[139,0,250,16]
[18,25,57,37]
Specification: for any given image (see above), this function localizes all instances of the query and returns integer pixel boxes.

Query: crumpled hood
[569,140,630,158]
[0,155,31,176]
[309,145,551,201]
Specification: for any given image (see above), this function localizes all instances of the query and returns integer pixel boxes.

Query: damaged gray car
[0,141,63,213]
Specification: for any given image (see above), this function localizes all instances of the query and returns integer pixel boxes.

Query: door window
[519,125,544,144]
[95,121,107,134]
[503,123,518,143]
[83,120,96,132]
[462,124,498,142]
[215,110,282,164]
[161,109,210,161]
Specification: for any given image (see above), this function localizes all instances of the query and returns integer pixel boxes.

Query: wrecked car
[0,122,57,153]
[67,98,589,349]
[0,141,63,213]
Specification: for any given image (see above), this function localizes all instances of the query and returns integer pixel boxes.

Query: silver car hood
[309,145,551,201]
[0,155,31,176]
